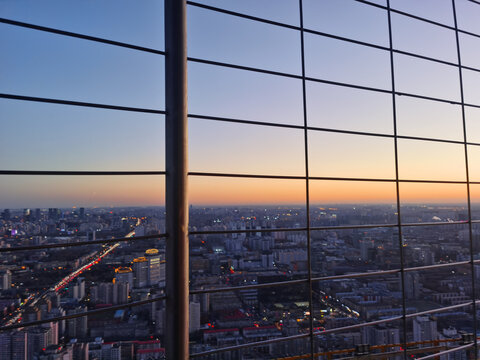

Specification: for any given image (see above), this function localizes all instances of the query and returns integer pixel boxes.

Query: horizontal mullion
[0,18,165,56]
[405,300,476,319]
[0,93,166,114]
[314,300,478,338]
[0,170,165,176]
[189,171,468,184]
[189,227,309,236]
[189,332,310,358]
[189,221,472,238]
[312,269,400,282]
[416,343,475,360]
[188,56,301,80]
[401,220,470,228]
[0,233,167,253]
[312,260,471,283]
[190,113,472,146]
[0,294,166,332]
[186,1,300,31]
[190,278,309,295]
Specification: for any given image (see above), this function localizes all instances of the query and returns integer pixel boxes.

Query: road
[2,229,136,327]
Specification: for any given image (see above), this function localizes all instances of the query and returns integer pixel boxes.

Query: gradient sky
[2,0,480,208]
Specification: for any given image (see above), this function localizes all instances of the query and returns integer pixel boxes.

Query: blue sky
[1,0,480,207]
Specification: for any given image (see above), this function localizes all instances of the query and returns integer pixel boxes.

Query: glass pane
[303,0,389,46]
[462,69,480,106]
[396,95,464,141]
[391,12,457,63]
[314,320,404,359]
[189,62,303,125]
[306,82,393,134]
[0,100,165,171]
[404,266,474,348]
[459,32,480,70]
[0,24,165,110]
[189,283,310,354]
[465,106,480,143]
[0,175,165,209]
[189,176,305,211]
[0,0,164,50]
[456,0,480,35]
[309,181,397,226]
[399,183,468,210]
[313,276,404,339]
[188,5,301,74]
[405,264,473,318]
[390,0,454,26]
[397,139,466,181]
[401,224,470,267]
[309,132,396,179]
[394,54,460,102]
[190,230,308,291]
[468,145,480,182]
[190,0,300,27]
[469,185,480,221]
[311,227,400,278]
[305,34,391,90]
[189,119,305,176]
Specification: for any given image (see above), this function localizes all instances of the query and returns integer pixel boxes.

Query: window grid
[1,0,480,359]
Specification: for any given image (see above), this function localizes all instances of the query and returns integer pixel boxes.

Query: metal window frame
[2,0,480,359]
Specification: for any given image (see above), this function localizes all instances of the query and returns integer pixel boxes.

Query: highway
[2,229,136,327]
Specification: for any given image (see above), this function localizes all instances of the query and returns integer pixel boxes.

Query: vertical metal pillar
[165,0,189,359]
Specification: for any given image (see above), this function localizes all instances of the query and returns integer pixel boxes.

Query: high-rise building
[0,269,12,290]
[115,267,133,286]
[413,316,438,346]
[11,331,28,360]
[189,301,201,333]
[145,249,161,287]
[133,257,148,288]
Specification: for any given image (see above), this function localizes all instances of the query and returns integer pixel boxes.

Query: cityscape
[0,204,479,359]
[3,0,480,359]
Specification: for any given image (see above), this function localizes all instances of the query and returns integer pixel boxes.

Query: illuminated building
[133,257,148,288]
[115,267,133,286]
[145,249,161,287]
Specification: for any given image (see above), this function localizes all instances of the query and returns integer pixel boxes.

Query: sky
[2,0,480,208]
